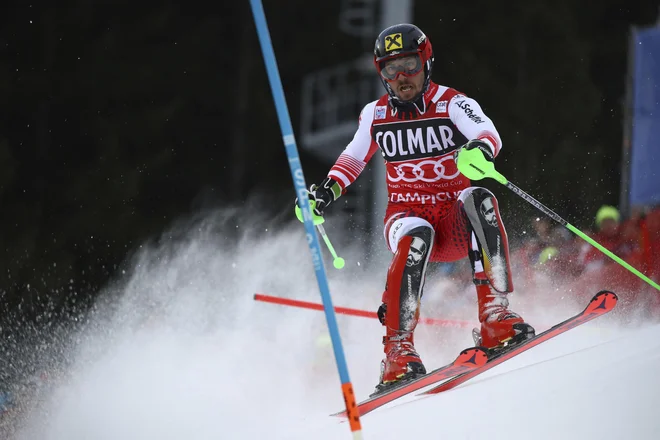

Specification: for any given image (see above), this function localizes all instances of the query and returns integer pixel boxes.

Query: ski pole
[455,147,660,292]
[295,202,346,269]
[249,1,362,437]
[317,224,346,269]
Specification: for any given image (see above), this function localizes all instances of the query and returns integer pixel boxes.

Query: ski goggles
[378,54,423,81]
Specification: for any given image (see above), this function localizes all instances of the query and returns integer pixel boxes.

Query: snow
[292,324,660,440]
[7,218,660,439]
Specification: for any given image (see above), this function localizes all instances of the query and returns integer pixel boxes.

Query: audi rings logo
[387,156,460,183]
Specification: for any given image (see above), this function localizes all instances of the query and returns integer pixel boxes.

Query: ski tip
[586,290,618,314]
[459,346,488,355]
[594,290,618,301]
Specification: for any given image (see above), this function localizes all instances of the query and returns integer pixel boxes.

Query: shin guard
[460,187,514,293]
[381,226,434,332]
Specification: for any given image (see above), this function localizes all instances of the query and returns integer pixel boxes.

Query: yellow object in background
[538,246,559,265]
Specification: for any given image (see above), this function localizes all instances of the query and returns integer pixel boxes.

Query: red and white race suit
[326,81,503,262]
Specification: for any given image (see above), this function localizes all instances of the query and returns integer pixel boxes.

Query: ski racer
[297,23,536,392]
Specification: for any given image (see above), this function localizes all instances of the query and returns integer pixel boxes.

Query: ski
[421,290,618,396]
[332,347,488,418]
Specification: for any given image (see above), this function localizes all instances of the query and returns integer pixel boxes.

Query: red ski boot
[373,330,426,395]
[474,281,535,350]
[372,227,433,395]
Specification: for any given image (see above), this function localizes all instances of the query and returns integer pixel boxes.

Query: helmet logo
[385,33,403,52]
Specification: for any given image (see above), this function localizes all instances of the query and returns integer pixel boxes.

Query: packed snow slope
[9,212,660,440]
[290,323,660,440]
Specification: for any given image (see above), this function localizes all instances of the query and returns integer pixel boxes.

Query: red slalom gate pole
[254,293,474,329]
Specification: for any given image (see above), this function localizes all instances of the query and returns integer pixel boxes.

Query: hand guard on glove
[456,139,495,163]
[295,177,342,217]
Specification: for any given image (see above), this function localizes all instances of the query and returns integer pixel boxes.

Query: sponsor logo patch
[454,98,485,124]
[385,33,403,52]
[375,105,387,120]
[480,197,498,227]
[435,101,447,113]
[373,118,468,161]
[389,191,464,204]
[387,156,460,183]
[406,237,427,266]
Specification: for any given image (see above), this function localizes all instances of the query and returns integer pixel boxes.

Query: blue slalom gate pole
[249,1,363,436]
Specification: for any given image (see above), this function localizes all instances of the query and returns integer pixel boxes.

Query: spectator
[515,217,555,268]
[616,215,642,260]
[641,206,660,281]
[578,205,621,273]
[513,216,580,279]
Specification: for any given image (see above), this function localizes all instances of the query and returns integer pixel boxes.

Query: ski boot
[372,330,426,396]
[473,282,535,353]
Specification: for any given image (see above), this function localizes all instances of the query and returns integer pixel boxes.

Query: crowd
[511,204,660,316]
[423,203,660,321]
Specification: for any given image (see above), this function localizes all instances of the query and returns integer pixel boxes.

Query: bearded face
[480,198,498,227]
[406,237,427,266]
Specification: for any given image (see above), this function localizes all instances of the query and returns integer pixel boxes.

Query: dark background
[1,0,658,325]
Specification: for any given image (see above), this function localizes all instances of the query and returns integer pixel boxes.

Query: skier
[297,23,535,392]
